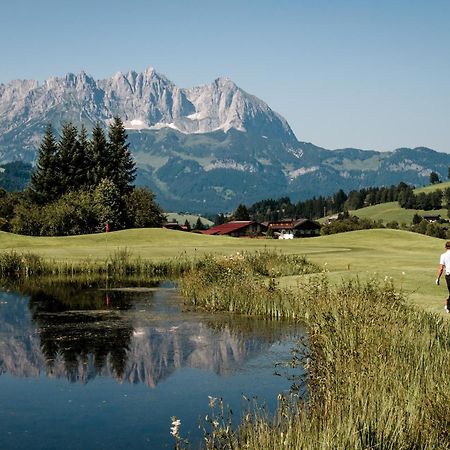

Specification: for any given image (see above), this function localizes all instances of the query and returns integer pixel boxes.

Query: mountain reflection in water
[0,283,303,388]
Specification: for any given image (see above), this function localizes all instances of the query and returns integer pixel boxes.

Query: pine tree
[194,217,204,230]
[71,124,89,189]
[232,204,250,221]
[58,122,81,192]
[429,171,440,184]
[107,117,136,195]
[89,122,109,187]
[214,213,226,225]
[30,124,59,203]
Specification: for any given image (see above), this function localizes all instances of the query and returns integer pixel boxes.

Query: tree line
[0,118,165,236]
[240,182,417,223]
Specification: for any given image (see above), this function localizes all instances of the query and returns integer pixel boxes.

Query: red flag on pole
[105,223,110,233]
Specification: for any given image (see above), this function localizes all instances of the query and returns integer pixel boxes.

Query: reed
[179,257,450,449]
[179,251,321,318]
[0,249,195,280]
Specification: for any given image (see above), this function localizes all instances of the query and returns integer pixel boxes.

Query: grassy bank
[0,249,194,279]
[0,228,449,314]
[179,255,450,449]
[348,201,447,225]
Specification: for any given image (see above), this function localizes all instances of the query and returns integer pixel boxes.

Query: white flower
[208,396,217,408]
[170,417,181,437]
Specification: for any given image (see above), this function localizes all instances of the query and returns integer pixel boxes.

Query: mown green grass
[349,202,447,224]
[0,228,448,314]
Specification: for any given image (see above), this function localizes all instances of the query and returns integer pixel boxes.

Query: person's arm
[436,264,444,284]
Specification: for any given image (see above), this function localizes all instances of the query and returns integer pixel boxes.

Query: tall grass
[179,256,450,449]
[180,251,321,318]
[0,249,194,280]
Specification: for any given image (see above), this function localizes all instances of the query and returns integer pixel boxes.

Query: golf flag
[105,223,110,233]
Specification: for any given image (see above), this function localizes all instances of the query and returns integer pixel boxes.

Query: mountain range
[1,67,449,212]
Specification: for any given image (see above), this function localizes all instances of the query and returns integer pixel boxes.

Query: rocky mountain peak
[0,66,297,143]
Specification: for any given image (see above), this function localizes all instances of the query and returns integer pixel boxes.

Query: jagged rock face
[1,67,450,212]
[0,67,296,149]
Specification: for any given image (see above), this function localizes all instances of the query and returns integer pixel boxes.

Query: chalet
[202,221,267,237]
[267,218,321,237]
[163,222,185,231]
[423,214,441,223]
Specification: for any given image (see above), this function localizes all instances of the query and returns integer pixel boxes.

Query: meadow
[349,202,447,225]
[347,180,450,224]
[0,228,447,314]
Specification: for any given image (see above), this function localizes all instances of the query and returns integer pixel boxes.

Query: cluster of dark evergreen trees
[0,118,165,236]
[245,185,403,223]
[240,181,450,224]
[30,119,136,204]
[397,186,449,211]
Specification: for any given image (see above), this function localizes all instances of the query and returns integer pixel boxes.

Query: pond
[0,281,307,450]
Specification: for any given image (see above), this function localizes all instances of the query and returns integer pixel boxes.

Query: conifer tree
[194,217,205,230]
[232,203,250,221]
[89,122,109,187]
[58,122,81,192]
[71,124,89,189]
[30,124,59,203]
[107,117,136,195]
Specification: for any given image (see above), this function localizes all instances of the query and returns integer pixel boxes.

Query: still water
[0,281,306,450]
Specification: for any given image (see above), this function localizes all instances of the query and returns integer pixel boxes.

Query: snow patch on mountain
[125,119,149,130]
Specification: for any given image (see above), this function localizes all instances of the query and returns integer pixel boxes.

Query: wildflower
[170,416,181,437]
[402,271,406,275]
[208,396,217,408]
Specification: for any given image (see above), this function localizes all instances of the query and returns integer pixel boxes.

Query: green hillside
[0,228,447,315]
[165,213,214,228]
[347,181,450,224]
[414,180,450,194]
[350,202,447,224]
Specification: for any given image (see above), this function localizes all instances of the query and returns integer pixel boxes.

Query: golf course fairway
[0,228,447,315]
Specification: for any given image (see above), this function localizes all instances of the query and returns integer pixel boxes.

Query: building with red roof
[202,221,267,237]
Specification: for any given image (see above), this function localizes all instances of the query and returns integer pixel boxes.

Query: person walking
[436,241,450,313]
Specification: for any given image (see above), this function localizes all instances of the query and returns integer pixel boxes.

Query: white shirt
[439,250,450,275]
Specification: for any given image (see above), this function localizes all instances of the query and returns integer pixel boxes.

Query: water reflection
[0,283,302,388]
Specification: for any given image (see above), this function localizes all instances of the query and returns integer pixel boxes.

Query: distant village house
[264,218,321,238]
[202,221,267,237]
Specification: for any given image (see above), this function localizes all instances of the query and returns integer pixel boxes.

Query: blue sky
[1,0,449,152]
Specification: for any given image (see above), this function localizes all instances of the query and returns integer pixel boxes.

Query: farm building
[202,221,267,237]
[163,222,189,231]
[266,218,321,237]
[423,214,441,223]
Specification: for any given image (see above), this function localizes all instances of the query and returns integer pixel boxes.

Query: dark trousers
[445,275,450,309]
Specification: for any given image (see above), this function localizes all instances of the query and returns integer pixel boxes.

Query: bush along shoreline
[179,255,450,449]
